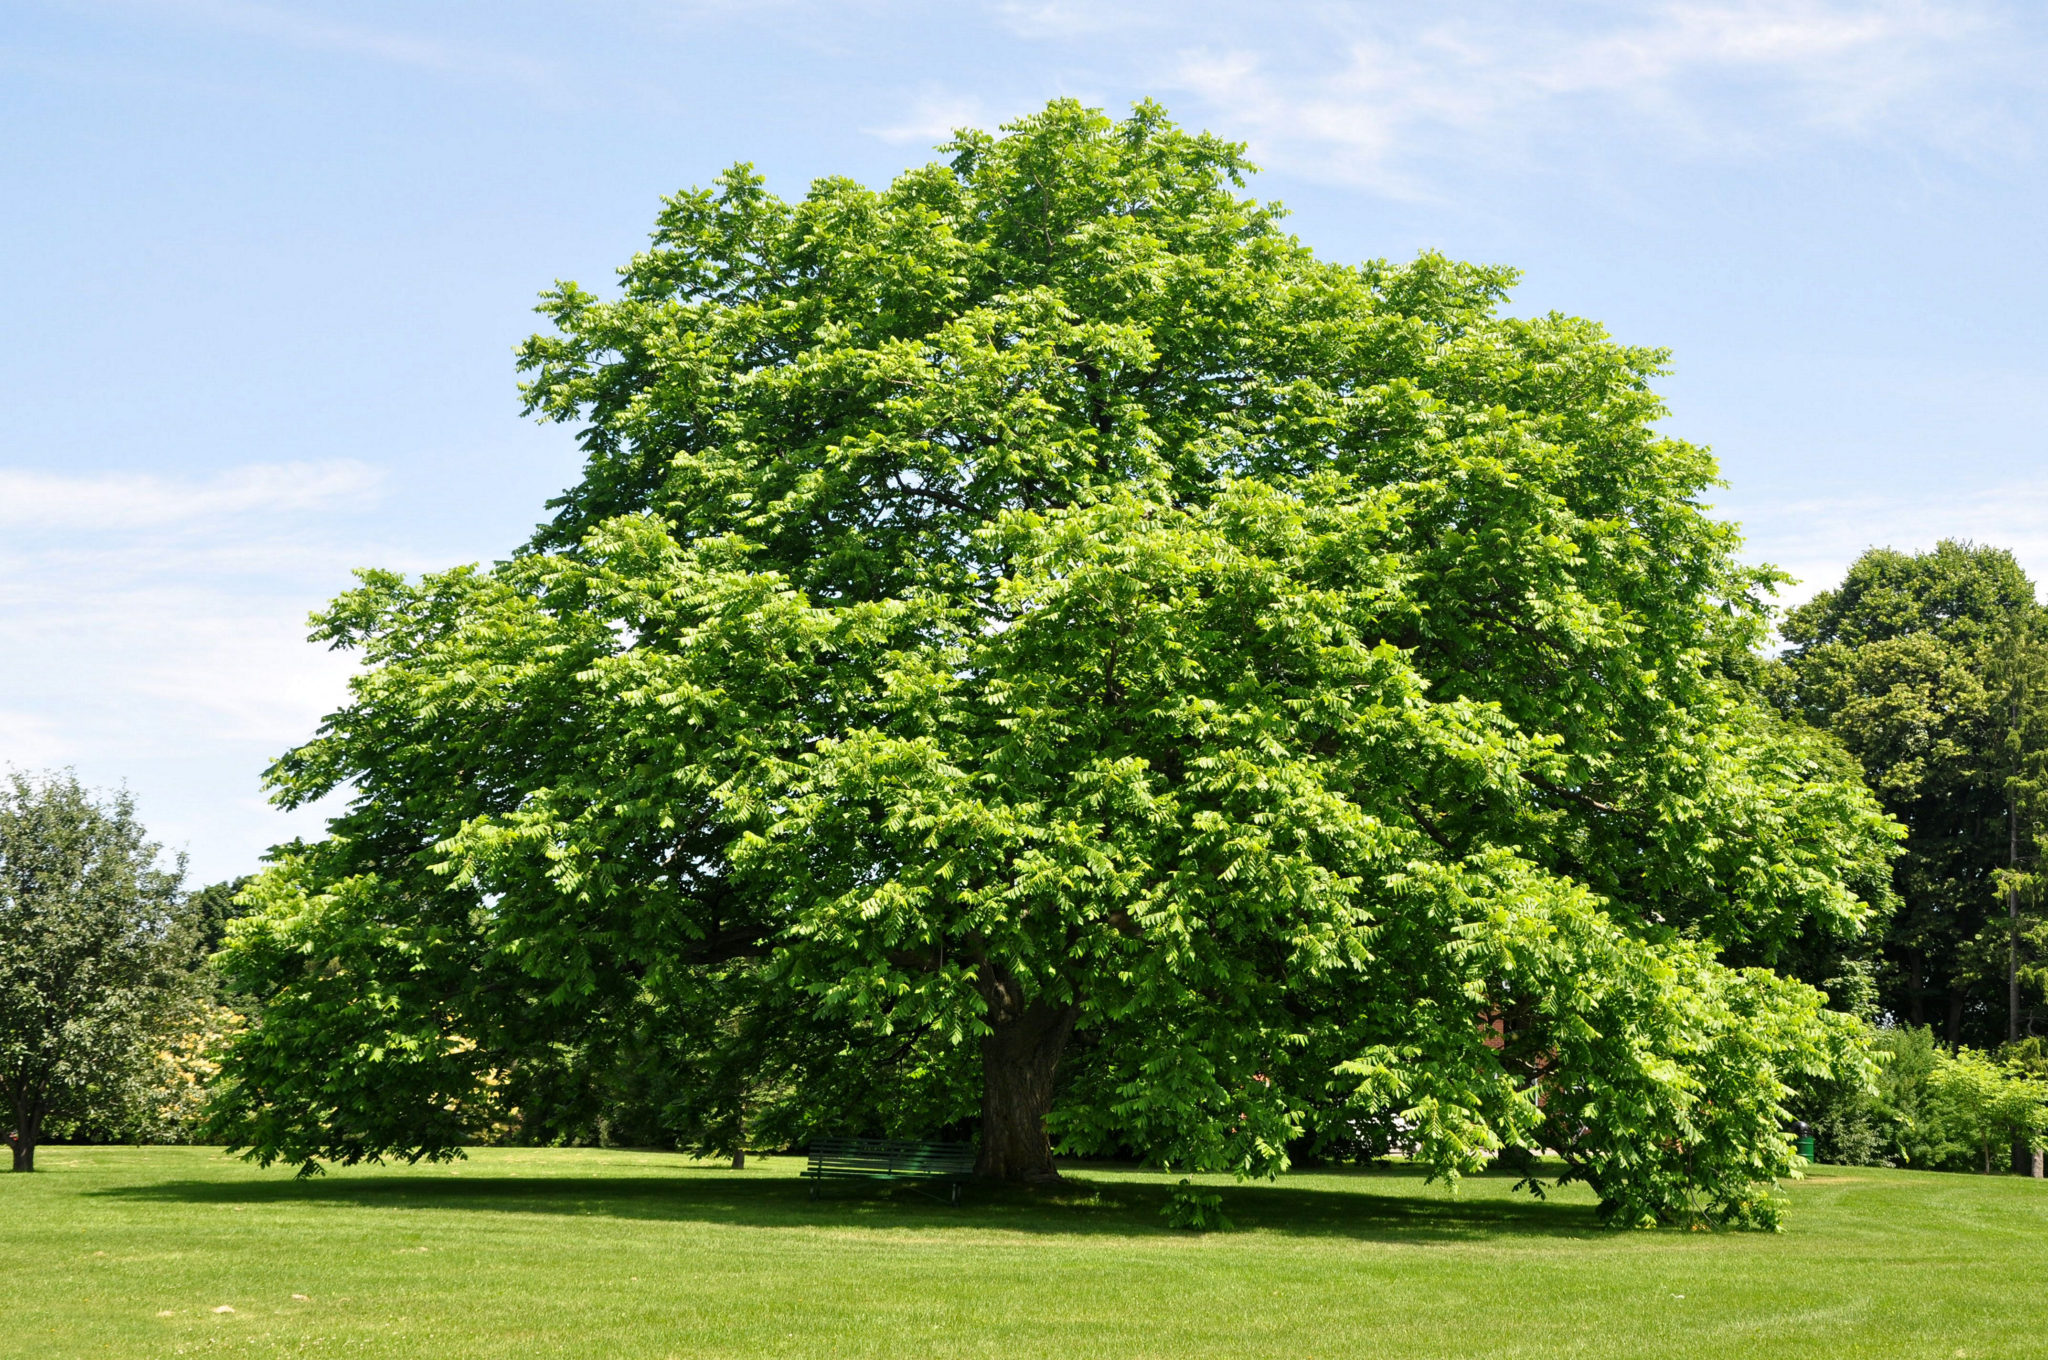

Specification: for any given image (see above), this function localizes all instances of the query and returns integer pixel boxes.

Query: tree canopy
[212,100,1898,1227]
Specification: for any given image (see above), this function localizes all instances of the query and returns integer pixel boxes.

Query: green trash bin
[1796,1134,1817,1162]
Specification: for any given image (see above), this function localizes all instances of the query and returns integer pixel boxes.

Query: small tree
[1922,1046,2047,1174]
[0,771,197,1170]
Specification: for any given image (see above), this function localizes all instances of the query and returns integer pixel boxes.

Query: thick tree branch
[1400,794,1458,855]
[1519,771,1623,815]
[679,923,775,965]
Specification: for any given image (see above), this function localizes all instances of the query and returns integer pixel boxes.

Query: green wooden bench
[805,1137,976,1203]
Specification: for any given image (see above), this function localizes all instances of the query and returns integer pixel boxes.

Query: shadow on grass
[92,1163,1604,1244]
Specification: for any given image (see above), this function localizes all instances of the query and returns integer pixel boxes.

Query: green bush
[1788,1025,2045,1171]
[1917,1046,2047,1173]
[1161,1180,1233,1232]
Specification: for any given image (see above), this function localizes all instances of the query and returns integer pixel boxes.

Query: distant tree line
[1764,540,2048,1167]
[1773,540,2048,1046]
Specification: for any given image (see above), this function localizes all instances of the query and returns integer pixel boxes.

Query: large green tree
[0,771,200,1171]
[212,101,1896,1226]
[1775,541,2048,1045]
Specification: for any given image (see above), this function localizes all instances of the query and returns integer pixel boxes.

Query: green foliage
[1872,1025,1943,1165]
[188,876,254,960]
[124,997,246,1145]
[204,853,510,1173]
[213,100,1897,1226]
[1786,1025,2048,1172]
[1793,1024,1945,1169]
[2000,1033,2048,1077]
[1917,1045,2047,1172]
[1774,541,2048,1045]
[0,770,202,1170]
[1160,1177,1234,1231]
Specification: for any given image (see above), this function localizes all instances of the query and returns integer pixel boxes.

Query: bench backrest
[808,1137,976,1177]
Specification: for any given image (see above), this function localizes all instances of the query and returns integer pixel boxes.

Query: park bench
[805,1136,976,1203]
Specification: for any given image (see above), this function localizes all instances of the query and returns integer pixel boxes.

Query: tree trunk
[9,1106,39,1173]
[2011,1140,2043,1178]
[2011,793,2023,1044]
[974,968,1078,1184]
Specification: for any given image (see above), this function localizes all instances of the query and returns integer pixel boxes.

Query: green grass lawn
[6,1146,2046,1358]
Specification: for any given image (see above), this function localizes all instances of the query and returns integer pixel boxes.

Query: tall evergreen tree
[1776,541,2048,1044]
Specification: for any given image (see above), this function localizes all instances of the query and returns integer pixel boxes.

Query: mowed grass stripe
[4,1146,2044,1358]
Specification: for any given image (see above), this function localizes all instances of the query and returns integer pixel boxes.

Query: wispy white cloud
[0,459,381,531]
[0,709,72,770]
[1736,479,2048,609]
[863,90,996,145]
[990,0,1165,40]
[1157,0,2013,191]
[850,2,2022,192]
[119,0,556,86]
[0,459,404,874]
[0,459,384,748]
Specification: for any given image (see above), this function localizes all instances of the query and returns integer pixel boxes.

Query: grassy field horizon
[6,1145,2045,1358]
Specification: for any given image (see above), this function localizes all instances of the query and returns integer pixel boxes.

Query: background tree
[1985,614,2048,1042]
[213,101,1896,1225]
[188,876,254,958]
[1914,1043,2046,1173]
[0,771,199,1171]
[1774,541,2048,1045]
[1798,1025,2048,1172]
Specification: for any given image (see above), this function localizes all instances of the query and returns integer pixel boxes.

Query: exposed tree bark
[9,1100,42,1173]
[2011,792,2023,1044]
[974,966,1078,1184]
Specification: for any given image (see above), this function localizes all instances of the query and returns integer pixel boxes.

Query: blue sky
[4,0,2045,883]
